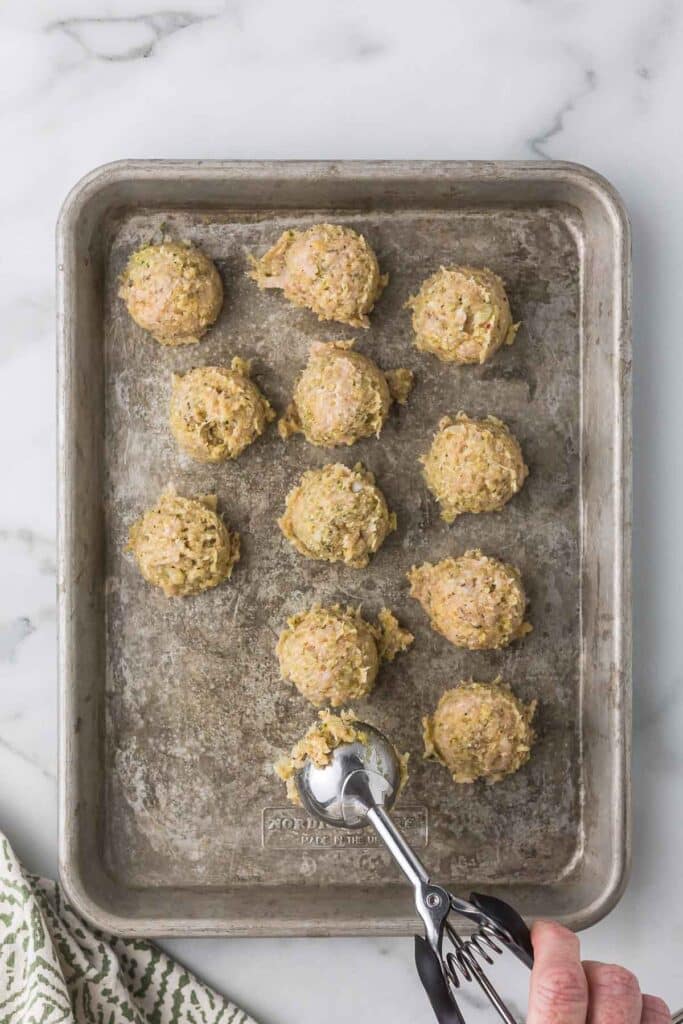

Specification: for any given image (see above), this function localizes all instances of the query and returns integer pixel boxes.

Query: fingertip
[531,920,580,958]
[641,994,672,1022]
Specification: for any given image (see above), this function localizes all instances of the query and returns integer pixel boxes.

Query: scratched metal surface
[104,205,581,887]
[58,161,631,936]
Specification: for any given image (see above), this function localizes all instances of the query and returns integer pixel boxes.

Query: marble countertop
[1,0,681,1020]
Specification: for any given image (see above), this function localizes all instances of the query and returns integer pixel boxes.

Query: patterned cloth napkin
[0,832,257,1024]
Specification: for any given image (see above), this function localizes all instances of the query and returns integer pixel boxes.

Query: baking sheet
[58,161,631,935]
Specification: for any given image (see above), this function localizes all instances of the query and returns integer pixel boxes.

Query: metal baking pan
[57,160,631,937]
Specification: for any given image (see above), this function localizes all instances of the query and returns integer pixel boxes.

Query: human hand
[528,920,670,1023]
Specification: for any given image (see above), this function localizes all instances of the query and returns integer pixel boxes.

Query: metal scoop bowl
[295,721,534,1024]
[296,722,401,828]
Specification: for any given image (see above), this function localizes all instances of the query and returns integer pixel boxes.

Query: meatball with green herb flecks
[423,681,536,784]
[421,413,527,522]
[127,490,239,597]
[119,241,223,345]
[408,550,531,650]
[279,340,413,447]
[249,224,387,328]
[170,359,274,463]
[406,266,518,364]
[278,462,395,568]
[277,604,413,707]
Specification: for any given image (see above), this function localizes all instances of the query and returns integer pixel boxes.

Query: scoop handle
[469,892,534,968]
[365,804,430,888]
[364,802,465,1024]
[415,936,466,1024]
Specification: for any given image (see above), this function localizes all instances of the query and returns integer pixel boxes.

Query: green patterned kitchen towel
[0,832,257,1024]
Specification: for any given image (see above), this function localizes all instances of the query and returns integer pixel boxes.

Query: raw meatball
[249,224,387,328]
[423,681,536,784]
[118,241,223,345]
[406,266,519,364]
[275,709,409,806]
[279,340,414,447]
[278,462,396,568]
[408,550,531,650]
[170,358,275,463]
[277,604,414,706]
[126,490,240,597]
[421,413,528,522]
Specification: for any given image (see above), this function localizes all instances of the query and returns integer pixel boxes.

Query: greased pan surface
[57,161,631,935]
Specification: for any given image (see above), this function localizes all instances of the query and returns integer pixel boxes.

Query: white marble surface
[1,0,682,1020]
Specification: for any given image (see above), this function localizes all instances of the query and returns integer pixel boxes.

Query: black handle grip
[414,935,465,1024]
[469,892,534,968]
